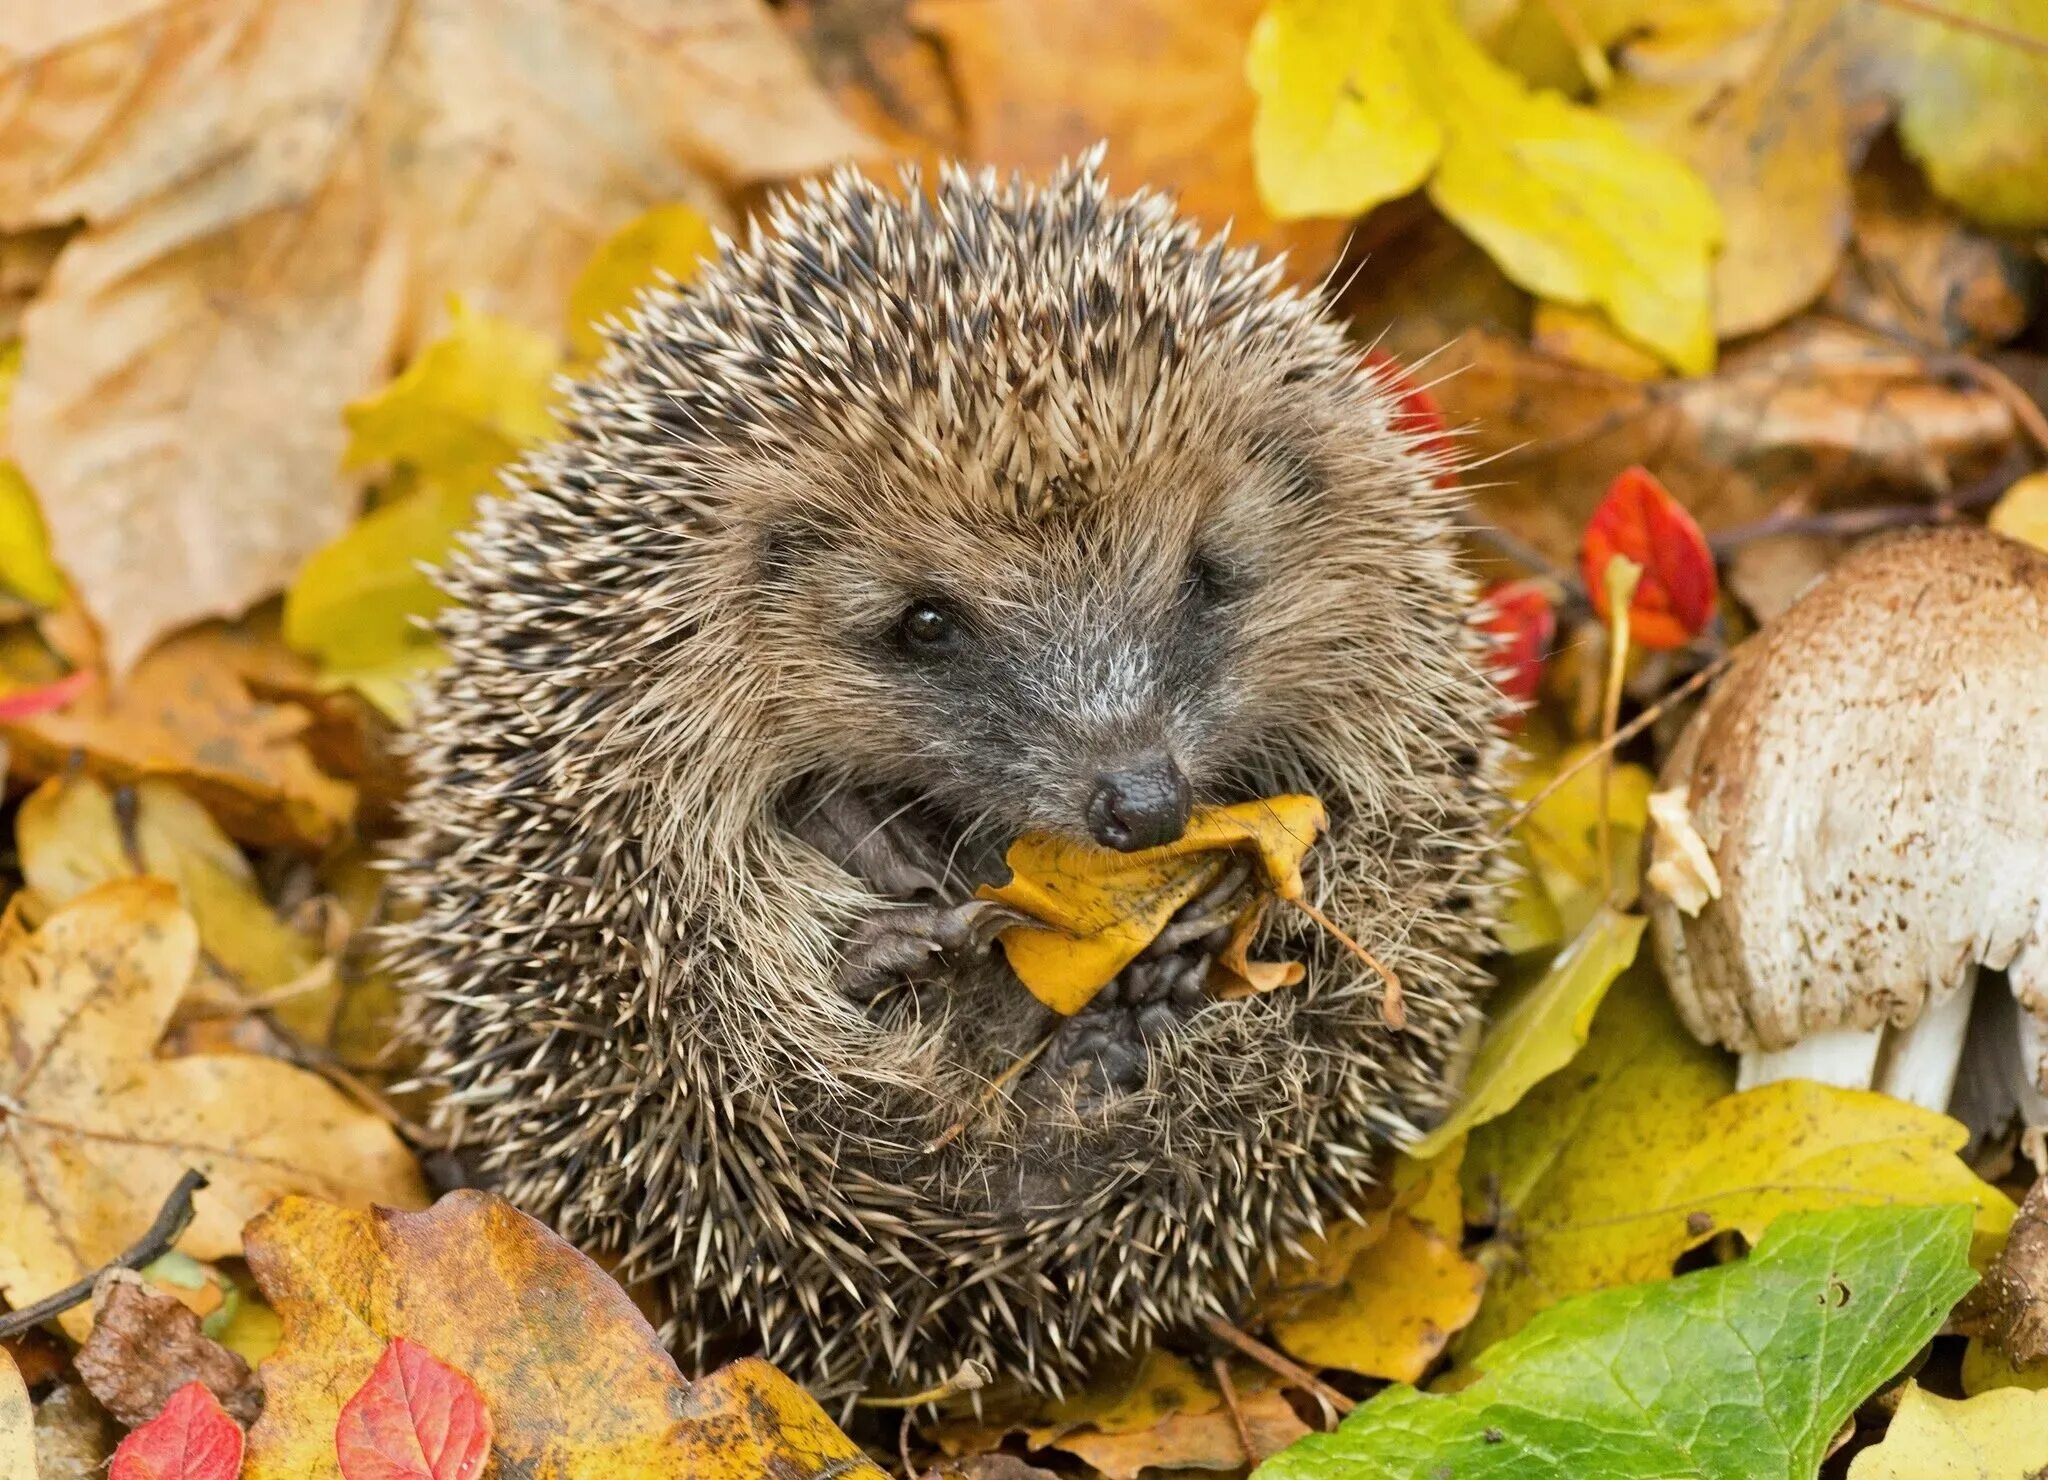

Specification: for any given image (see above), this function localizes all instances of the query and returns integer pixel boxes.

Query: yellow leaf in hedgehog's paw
[978,795,1327,1015]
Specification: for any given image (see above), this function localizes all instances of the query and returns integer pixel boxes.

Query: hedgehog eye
[897,600,962,655]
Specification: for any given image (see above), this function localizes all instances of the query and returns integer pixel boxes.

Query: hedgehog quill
[390,153,1508,1400]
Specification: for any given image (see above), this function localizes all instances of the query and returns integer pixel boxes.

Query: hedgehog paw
[837,899,1025,1002]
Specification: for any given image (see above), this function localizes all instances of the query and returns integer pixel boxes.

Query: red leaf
[0,667,92,723]
[335,1337,492,1480]
[1363,349,1455,482]
[110,1381,245,1480]
[1578,466,1719,649]
[1476,579,1555,713]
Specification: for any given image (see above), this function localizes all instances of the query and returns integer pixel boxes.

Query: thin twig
[1290,897,1405,1030]
[924,1035,1054,1154]
[1203,1314,1356,1417]
[1503,652,1737,834]
[1213,1357,1257,1465]
[1930,354,2048,457]
[1868,0,2048,55]
[0,1169,208,1340]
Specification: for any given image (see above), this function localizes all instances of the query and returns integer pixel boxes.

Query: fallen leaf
[1960,1174,2048,1366]
[243,1190,884,1480]
[1260,1205,1978,1480]
[1991,472,2048,553]
[1460,967,2010,1354]
[913,0,1346,274]
[0,668,89,723]
[980,796,1326,1014]
[1051,1385,1306,1479]
[335,1339,490,1480]
[1851,0,2048,230]
[0,1351,31,1480]
[1036,1350,1219,1441]
[1265,1141,1485,1382]
[568,204,718,361]
[0,615,357,852]
[76,1274,261,1429]
[0,880,427,1342]
[1963,1339,2048,1397]
[1580,465,1719,650]
[1507,737,1654,939]
[1474,579,1554,710]
[1409,906,1644,1158]
[0,346,65,608]
[36,1380,122,1479]
[1848,1383,2048,1479]
[1,1,866,672]
[1249,0,1723,370]
[109,1382,244,1480]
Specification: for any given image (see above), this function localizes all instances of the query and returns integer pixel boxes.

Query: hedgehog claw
[838,899,1026,1001]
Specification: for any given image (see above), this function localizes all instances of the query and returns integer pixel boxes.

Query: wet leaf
[335,1338,491,1480]
[1460,967,2010,1354]
[1265,1142,1484,1382]
[244,1190,884,1480]
[1409,906,1644,1158]
[1848,1384,2048,1479]
[980,796,1326,1014]
[0,881,427,1342]
[568,204,718,361]
[1249,0,1722,370]
[1580,465,1719,651]
[0,1351,31,1480]
[1260,1205,1977,1480]
[109,1382,244,1480]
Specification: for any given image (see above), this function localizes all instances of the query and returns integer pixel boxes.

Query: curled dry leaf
[109,1382,244,1480]
[0,880,427,1342]
[76,1273,261,1429]
[335,1338,490,1480]
[1959,1175,2048,1369]
[1646,527,2048,1111]
[1579,466,1718,651]
[243,1190,884,1480]
[0,0,868,672]
[979,796,1325,1014]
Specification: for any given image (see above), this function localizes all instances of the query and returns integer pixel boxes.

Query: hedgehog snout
[1084,751,1192,851]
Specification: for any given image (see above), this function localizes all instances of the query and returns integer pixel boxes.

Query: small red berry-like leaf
[1579,465,1718,649]
[109,1381,245,1480]
[0,667,92,723]
[1363,349,1455,481]
[1476,578,1555,712]
[335,1338,491,1480]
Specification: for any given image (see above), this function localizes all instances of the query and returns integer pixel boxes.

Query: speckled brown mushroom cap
[1647,525,2048,1064]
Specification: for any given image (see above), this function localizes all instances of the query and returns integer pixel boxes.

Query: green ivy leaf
[1256,1204,1976,1480]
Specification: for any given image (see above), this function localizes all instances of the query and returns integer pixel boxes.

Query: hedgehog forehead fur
[392,152,1508,1401]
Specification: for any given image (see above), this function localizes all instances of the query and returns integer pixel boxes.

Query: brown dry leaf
[910,0,1346,275]
[0,1,869,673]
[74,1272,262,1427]
[980,796,1326,1014]
[1961,1175,2048,1367]
[0,880,426,1342]
[0,614,355,851]
[243,1189,885,1480]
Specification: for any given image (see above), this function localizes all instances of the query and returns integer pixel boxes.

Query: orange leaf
[1475,579,1555,711]
[110,1381,245,1480]
[1578,466,1718,650]
[1364,349,1455,481]
[335,1338,491,1480]
[978,796,1327,1014]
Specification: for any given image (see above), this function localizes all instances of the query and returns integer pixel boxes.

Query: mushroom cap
[1647,525,2048,1058]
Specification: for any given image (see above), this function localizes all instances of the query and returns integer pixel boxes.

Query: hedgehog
[389,151,1508,1401]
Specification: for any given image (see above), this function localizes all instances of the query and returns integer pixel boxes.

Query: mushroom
[1644,525,2048,1123]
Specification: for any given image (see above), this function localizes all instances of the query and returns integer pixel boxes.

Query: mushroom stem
[1738,1027,1883,1095]
[1876,969,1980,1111]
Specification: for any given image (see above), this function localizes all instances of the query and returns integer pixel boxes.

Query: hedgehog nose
[1086,754,1192,852]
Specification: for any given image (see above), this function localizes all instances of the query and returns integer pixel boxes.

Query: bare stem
[1202,1314,1356,1418]
[1290,896,1405,1029]
[1213,1357,1258,1464]
[0,1169,208,1340]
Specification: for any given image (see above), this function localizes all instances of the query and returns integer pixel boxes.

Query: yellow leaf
[1460,966,2011,1355]
[0,1351,30,1480]
[1248,0,1722,371]
[1854,0,2048,230]
[1266,1140,1485,1382]
[1991,472,2048,554]
[1511,742,1653,938]
[0,881,426,1342]
[568,203,719,360]
[0,346,67,611]
[1964,1339,2048,1397]
[1848,1383,2048,1479]
[980,796,1327,1014]
[16,774,334,1042]
[243,1190,883,1480]
[1040,1350,1218,1439]
[1038,1363,1306,1480]
[343,300,561,496]
[1409,905,1644,1158]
